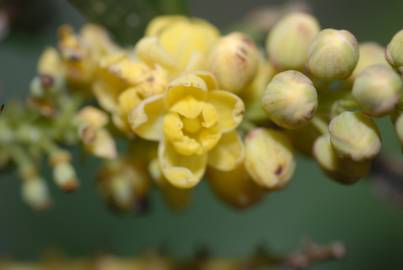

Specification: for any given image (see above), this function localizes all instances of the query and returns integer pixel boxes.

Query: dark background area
[0,0,403,269]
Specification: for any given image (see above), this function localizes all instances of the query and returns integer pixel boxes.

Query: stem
[311,116,328,135]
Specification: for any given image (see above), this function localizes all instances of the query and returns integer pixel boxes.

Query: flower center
[163,96,221,156]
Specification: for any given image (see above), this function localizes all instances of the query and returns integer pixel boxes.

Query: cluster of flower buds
[0,240,344,270]
[1,12,402,211]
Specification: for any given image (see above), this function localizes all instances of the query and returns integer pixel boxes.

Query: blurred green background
[0,0,403,269]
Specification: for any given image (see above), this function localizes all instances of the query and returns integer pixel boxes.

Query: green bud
[386,29,403,70]
[22,178,51,211]
[307,29,359,80]
[208,32,259,93]
[313,135,370,184]
[262,70,318,129]
[351,42,390,79]
[329,111,381,161]
[266,12,320,70]
[244,128,295,190]
[352,65,402,116]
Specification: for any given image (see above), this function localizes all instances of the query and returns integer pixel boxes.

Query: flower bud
[314,135,371,184]
[98,159,150,213]
[244,128,295,190]
[392,112,403,150]
[350,42,390,79]
[262,70,318,129]
[329,111,381,161]
[386,29,403,70]
[286,121,322,156]
[352,65,402,116]
[207,164,266,209]
[266,12,320,70]
[307,29,359,80]
[22,177,51,211]
[50,150,79,192]
[208,32,259,93]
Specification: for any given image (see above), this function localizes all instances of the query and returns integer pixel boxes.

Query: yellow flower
[58,24,118,89]
[135,16,220,76]
[93,53,168,133]
[129,72,245,188]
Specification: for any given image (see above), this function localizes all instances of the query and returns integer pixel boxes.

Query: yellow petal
[118,88,142,117]
[159,141,207,188]
[194,71,218,90]
[76,106,108,129]
[145,15,187,36]
[128,95,166,141]
[201,103,218,128]
[135,36,176,69]
[170,95,204,119]
[208,131,244,171]
[158,18,220,70]
[208,90,245,132]
[165,73,208,107]
[88,129,117,159]
[199,128,222,153]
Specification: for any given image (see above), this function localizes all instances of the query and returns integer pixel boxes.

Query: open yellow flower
[93,53,169,134]
[129,72,245,188]
[135,16,220,76]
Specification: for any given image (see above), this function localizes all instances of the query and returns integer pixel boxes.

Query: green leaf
[67,0,187,44]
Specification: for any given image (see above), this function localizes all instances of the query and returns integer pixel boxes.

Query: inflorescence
[0,13,402,212]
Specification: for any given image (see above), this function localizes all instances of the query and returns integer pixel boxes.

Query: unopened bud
[244,128,295,190]
[386,29,403,70]
[352,65,402,116]
[98,160,150,213]
[22,178,51,211]
[266,12,320,70]
[262,70,318,129]
[314,135,371,184]
[351,42,390,79]
[329,111,381,161]
[307,29,359,80]
[392,112,403,150]
[208,32,259,93]
[207,164,266,209]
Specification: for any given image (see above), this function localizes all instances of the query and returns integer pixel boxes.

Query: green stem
[311,116,329,135]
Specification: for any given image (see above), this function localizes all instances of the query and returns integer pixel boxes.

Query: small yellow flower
[58,24,118,89]
[136,16,220,75]
[93,53,168,133]
[129,72,245,188]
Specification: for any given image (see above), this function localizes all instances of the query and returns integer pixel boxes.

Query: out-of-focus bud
[200,260,239,270]
[244,128,295,190]
[149,159,191,211]
[386,29,403,70]
[207,164,266,209]
[307,29,359,80]
[208,32,259,93]
[352,65,402,116]
[22,177,51,211]
[392,111,403,150]
[262,70,318,129]
[266,12,320,70]
[97,159,150,213]
[50,150,79,192]
[314,135,371,184]
[286,121,322,156]
[329,111,381,161]
[350,42,390,79]
[38,47,64,80]
[75,106,117,159]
